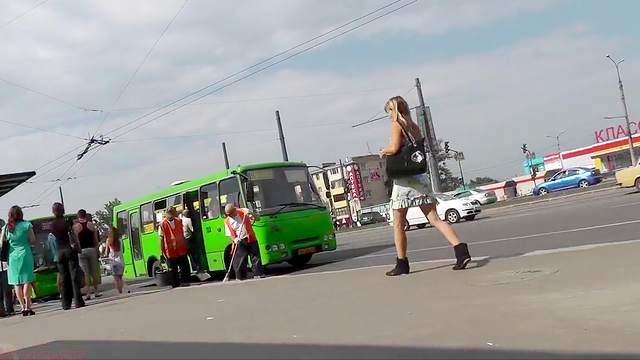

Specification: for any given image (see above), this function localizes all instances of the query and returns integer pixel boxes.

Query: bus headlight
[279,243,286,250]
[265,245,271,251]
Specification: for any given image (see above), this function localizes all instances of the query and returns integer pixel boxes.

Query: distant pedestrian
[51,203,85,310]
[47,232,62,294]
[1,206,36,316]
[224,204,265,280]
[180,209,199,273]
[73,209,101,300]
[0,255,14,317]
[379,96,471,276]
[105,226,127,295]
[158,207,190,287]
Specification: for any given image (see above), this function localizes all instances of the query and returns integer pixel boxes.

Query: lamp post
[546,130,567,169]
[606,54,636,166]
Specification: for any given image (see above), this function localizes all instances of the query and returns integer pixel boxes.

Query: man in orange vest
[158,207,190,287]
[224,203,265,280]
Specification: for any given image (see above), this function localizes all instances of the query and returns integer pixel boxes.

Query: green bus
[112,161,337,279]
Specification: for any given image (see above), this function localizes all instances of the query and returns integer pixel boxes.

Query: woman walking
[379,96,471,276]
[51,203,85,310]
[1,206,36,315]
[105,226,127,295]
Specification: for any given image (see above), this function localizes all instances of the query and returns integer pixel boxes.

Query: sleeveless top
[78,221,95,249]
[51,217,72,248]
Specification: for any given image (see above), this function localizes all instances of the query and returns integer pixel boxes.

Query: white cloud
[1,0,637,218]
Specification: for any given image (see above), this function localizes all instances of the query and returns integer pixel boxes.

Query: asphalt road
[269,186,640,275]
[26,186,640,312]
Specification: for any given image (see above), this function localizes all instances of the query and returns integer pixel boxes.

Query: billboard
[345,163,365,201]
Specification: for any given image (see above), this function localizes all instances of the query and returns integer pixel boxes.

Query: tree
[93,198,121,241]
[433,139,461,192]
[469,176,500,187]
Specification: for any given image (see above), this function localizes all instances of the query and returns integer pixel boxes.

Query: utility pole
[58,186,64,206]
[415,78,441,193]
[222,142,230,170]
[607,54,636,166]
[338,159,353,227]
[275,110,289,161]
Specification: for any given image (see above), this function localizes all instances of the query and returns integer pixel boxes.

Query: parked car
[615,159,640,191]
[359,211,388,225]
[453,189,498,205]
[533,167,602,196]
[389,193,481,229]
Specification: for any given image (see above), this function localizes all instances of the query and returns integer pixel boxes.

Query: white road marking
[521,239,640,256]
[609,201,640,209]
[353,219,640,260]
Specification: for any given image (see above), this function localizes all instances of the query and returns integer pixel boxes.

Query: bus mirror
[325,191,331,199]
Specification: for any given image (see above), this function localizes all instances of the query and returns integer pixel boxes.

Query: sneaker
[94,292,103,298]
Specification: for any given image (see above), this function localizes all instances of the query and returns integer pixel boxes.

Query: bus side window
[219,177,242,215]
[117,211,129,237]
[200,183,220,220]
[141,202,155,234]
[153,199,167,225]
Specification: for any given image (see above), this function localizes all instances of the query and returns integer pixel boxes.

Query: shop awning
[0,171,36,198]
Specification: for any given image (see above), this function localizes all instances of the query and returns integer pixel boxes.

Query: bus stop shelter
[0,171,36,199]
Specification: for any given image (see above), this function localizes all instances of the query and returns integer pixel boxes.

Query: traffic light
[444,141,450,154]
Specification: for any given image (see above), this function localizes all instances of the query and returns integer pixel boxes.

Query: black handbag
[385,114,428,178]
[0,227,9,262]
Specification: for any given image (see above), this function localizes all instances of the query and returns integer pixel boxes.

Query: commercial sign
[594,121,639,143]
[345,164,365,201]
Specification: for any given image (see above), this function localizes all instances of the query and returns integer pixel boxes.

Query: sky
[1,0,639,218]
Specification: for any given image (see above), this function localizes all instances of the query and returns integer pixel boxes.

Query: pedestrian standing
[73,209,101,300]
[0,257,14,317]
[180,209,200,273]
[224,204,265,280]
[379,96,471,276]
[1,206,36,316]
[158,207,190,287]
[51,203,85,310]
[105,226,127,295]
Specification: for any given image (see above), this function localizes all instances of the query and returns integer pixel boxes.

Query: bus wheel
[148,258,161,278]
[287,254,313,267]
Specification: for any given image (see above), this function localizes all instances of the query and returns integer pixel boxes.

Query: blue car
[533,167,602,196]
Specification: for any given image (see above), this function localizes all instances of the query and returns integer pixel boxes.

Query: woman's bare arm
[379,121,404,157]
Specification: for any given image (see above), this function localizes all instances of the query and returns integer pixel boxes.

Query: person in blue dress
[1,206,36,316]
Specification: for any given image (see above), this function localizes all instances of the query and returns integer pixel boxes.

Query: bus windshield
[246,167,323,214]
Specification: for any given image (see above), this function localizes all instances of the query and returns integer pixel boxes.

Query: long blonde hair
[385,96,418,135]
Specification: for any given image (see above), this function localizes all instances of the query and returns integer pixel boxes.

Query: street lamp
[546,130,567,169]
[606,54,636,166]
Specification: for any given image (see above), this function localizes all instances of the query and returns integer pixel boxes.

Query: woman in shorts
[105,226,127,294]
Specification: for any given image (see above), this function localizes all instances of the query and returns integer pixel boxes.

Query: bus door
[128,211,146,277]
[184,190,208,271]
[198,181,228,272]
[116,211,135,279]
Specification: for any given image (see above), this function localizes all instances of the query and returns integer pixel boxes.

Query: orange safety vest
[159,218,188,258]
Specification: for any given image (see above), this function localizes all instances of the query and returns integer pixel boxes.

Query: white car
[453,189,498,205]
[389,193,481,229]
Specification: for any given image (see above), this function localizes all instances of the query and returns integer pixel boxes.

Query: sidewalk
[2,242,640,359]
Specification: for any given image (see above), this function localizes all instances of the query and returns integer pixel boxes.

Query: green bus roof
[114,161,307,212]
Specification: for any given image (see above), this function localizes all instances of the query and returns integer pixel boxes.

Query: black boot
[386,258,410,276]
[452,243,471,270]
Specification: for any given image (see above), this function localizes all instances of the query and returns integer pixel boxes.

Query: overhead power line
[93,0,189,134]
[0,77,102,112]
[0,118,87,140]
[103,0,417,140]
[0,0,49,30]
